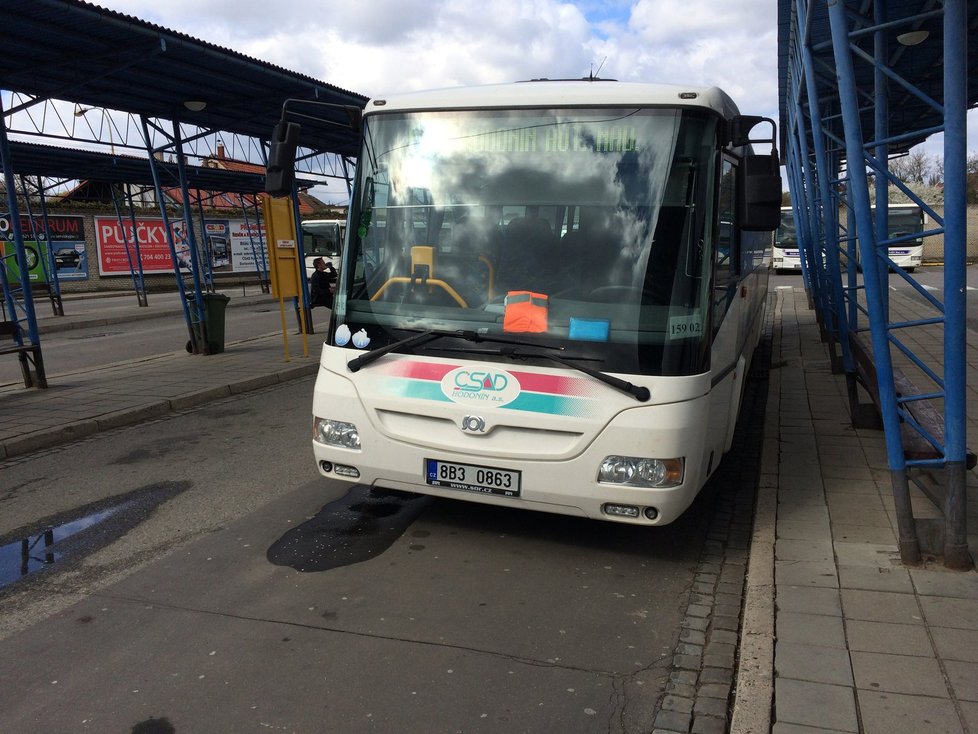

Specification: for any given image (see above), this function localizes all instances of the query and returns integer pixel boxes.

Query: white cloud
[94,0,776,116]
[93,0,975,165]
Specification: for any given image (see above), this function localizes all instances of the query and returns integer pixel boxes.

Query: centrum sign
[94,216,188,276]
[0,213,88,281]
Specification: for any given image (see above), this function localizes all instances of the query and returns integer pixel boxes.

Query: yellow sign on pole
[261,195,308,358]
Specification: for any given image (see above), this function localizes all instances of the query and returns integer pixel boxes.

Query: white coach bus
[775,203,924,273]
[278,80,781,525]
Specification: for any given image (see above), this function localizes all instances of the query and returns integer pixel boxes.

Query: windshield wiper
[511,347,650,402]
[346,328,562,373]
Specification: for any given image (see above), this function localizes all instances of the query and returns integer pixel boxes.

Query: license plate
[424,459,521,497]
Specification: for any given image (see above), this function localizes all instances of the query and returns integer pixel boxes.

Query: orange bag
[503,291,549,333]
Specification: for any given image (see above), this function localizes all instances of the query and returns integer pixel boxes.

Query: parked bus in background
[301,219,346,280]
[285,79,780,526]
[774,206,800,272]
[774,203,924,273]
[861,203,925,273]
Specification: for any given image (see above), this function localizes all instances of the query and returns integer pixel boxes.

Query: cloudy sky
[93,1,780,127]
[92,0,973,198]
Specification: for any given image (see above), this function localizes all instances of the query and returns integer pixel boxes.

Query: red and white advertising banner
[94,216,191,275]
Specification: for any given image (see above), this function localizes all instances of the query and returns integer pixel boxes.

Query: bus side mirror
[740,152,782,231]
[265,121,300,197]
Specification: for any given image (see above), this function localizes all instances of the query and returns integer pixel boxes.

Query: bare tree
[889,150,930,183]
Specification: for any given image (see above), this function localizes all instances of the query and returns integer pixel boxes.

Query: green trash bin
[201,293,230,353]
[186,293,230,354]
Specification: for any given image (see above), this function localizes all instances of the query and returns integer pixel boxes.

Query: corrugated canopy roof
[777,1,978,158]
[1,0,367,169]
[7,141,272,193]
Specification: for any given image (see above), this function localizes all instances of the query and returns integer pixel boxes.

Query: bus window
[301,219,346,279]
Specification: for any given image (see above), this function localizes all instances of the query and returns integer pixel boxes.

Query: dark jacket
[310,265,337,308]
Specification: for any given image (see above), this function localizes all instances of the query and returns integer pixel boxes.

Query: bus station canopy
[2,0,368,166]
[777,0,978,157]
[5,141,280,194]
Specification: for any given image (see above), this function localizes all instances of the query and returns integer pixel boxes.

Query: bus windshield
[775,209,796,248]
[337,107,720,376]
[887,208,924,243]
[302,220,345,262]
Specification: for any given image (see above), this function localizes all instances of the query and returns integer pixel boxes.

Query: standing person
[310,257,334,309]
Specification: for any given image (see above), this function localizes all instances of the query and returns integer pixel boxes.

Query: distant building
[57,143,344,218]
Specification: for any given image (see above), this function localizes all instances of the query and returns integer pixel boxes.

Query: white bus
[300,80,780,525]
[774,203,924,273]
[864,203,925,272]
[774,206,800,272]
[300,219,346,280]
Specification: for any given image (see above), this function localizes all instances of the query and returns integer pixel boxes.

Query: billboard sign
[0,213,88,281]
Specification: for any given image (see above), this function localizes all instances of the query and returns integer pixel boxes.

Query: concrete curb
[0,361,319,462]
[729,289,782,734]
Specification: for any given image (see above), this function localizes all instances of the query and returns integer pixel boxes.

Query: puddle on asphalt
[0,480,191,592]
[267,486,433,572]
[0,505,128,588]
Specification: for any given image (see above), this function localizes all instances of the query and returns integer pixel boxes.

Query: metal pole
[0,95,46,388]
[124,186,149,306]
[35,177,64,315]
[171,120,210,353]
[17,175,57,316]
[194,188,215,290]
[797,0,848,359]
[111,183,144,303]
[873,3,890,321]
[941,0,971,571]
[139,115,196,349]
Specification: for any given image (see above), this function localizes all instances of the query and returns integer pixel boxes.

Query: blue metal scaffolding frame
[780,0,973,569]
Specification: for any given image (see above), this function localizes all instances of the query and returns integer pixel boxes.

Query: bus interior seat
[494,216,560,296]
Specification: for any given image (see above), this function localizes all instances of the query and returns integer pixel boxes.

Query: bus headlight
[313,417,361,449]
[598,456,683,488]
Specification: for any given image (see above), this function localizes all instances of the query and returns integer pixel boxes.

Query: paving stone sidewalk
[734,286,978,734]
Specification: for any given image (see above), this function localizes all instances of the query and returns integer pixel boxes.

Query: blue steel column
[789,109,819,299]
[0,96,46,387]
[171,120,211,353]
[827,0,920,565]
[18,176,57,316]
[35,179,64,315]
[140,115,196,349]
[873,3,890,320]
[111,185,146,305]
[124,187,149,306]
[797,0,848,366]
[941,0,970,571]
[786,36,822,307]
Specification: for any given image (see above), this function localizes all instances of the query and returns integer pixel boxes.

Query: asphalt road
[0,374,723,732]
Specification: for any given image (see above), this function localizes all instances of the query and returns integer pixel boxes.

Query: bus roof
[365,79,742,120]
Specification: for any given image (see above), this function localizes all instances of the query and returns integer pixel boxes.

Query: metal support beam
[940,0,971,571]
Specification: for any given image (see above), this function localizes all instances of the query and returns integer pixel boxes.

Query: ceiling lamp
[184,100,207,112]
[896,30,929,46]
